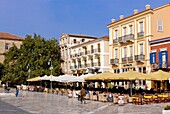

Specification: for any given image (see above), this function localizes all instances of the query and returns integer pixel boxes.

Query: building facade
[59,33,98,74]
[150,37,170,90]
[69,36,109,76]
[107,3,170,88]
[0,32,23,63]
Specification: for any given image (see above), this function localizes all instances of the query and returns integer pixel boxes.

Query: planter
[162,110,170,114]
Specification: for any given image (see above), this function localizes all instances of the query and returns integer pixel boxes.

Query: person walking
[15,87,19,97]
[80,86,86,104]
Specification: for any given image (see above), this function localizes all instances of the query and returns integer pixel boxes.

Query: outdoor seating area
[25,69,170,106]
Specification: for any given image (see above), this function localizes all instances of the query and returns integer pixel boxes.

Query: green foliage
[2,34,61,84]
[164,105,170,110]
[0,63,4,80]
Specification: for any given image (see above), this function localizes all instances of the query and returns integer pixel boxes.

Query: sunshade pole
[130,80,132,97]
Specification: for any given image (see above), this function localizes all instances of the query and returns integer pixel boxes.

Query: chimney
[120,15,124,19]
[134,9,138,14]
[111,19,116,22]
[145,4,150,10]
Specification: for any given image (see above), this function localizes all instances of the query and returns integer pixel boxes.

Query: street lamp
[48,58,53,90]
[27,64,31,87]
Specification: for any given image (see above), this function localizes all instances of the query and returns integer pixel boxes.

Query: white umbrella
[69,74,94,82]
[51,74,77,82]
[40,75,49,80]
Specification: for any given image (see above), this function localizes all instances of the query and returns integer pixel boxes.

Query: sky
[0,0,170,40]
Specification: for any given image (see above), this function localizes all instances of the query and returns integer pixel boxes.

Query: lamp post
[48,58,53,90]
[27,64,31,87]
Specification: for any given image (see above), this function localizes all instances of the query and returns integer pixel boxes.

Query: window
[73,39,76,43]
[158,20,163,31]
[130,46,133,56]
[114,30,118,40]
[5,43,9,50]
[123,47,127,57]
[162,52,166,62]
[150,52,156,64]
[139,21,144,32]
[139,43,143,54]
[82,39,85,42]
[129,25,133,34]
[115,49,118,58]
[123,27,126,36]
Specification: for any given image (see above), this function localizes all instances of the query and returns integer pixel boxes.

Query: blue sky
[0,0,170,40]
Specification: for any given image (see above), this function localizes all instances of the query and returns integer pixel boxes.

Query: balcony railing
[126,34,134,42]
[93,48,101,53]
[118,36,127,43]
[87,50,91,55]
[137,31,144,38]
[151,63,158,69]
[122,57,128,63]
[135,54,145,62]
[113,39,118,44]
[110,58,119,65]
[60,56,65,62]
[93,62,101,67]
[128,56,133,62]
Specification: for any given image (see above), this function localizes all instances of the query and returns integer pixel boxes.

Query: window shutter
[158,51,162,68]
[150,53,153,64]
[153,52,156,63]
[165,51,168,68]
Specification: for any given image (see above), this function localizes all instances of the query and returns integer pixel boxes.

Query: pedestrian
[80,86,86,104]
[15,87,19,97]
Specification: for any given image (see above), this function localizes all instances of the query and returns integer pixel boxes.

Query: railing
[113,39,118,44]
[118,36,127,43]
[135,54,145,62]
[93,62,101,67]
[93,48,101,53]
[87,50,91,55]
[122,57,128,63]
[110,58,119,65]
[126,34,134,41]
[137,31,144,38]
[151,63,158,69]
[128,56,133,62]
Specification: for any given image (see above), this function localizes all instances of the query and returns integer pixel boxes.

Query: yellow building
[69,36,109,76]
[0,32,23,63]
[59,33,98,74]
[107,4,170,89]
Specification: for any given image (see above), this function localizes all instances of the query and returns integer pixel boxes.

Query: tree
[2,34,61,84]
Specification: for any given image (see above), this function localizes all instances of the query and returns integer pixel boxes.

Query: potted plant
[162,105,170,114]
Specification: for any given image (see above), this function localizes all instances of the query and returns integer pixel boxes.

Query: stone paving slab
[0,91,170,114]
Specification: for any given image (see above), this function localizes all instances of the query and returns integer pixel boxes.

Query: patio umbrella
[40,75,49,80]
[147,70,170,81]
[69,74,94,82]
[84,71,115,81]
[51,74,76,82]
[27,76,41,82]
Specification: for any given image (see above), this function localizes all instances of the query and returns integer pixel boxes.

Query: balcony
[122,57,128,63]
[93,62,101,67]
[128,56,133,62]
[110,58,119,65]
[60,56,65,62]
[151,63,158,69]
[113,39,118,44]
[118,36,127,43]
[135,54,145,62]
[70,65,77,70]
[81,64,88,69]
[93,48,101,55]
[126,34,134,42]
[137,31,144,38]
[86,64,91,68]
[87,50,93,56]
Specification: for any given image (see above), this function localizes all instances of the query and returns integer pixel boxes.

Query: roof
[70,35,109,48]
[0,32,24,41]
[150,37,170,45]
[107,3,170,27]
[107,9,152,27]
[61,33,98,39]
